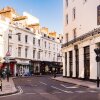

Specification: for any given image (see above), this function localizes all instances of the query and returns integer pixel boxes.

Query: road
[0,76,100,100]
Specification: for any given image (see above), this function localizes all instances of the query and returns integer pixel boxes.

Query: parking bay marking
[39,81,47,85]
[60,84,78,89]
[51,86,73,93]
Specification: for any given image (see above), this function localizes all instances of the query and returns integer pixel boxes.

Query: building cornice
[62,27,100,48]
[9,24,35,35]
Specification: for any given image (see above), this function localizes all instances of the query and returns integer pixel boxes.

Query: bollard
[0,80,2,91]
[1,80,2,91]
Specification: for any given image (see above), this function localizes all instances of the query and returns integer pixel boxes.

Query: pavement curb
[0,77,19,97]
[51,77,99,90]
[0,90,19,96]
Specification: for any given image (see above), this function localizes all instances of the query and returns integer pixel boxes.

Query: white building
[63,0,100,80]
[0,7,62,76]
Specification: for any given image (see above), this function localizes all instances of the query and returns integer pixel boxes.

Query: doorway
[84,46,90,80]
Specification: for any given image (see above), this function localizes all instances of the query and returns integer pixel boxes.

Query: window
[33,37,35,45]
[18,47,21,57]
[9,45,12,56]
[18,33,21,41]
[33,50,35,58]
[53,44,55,50]
[72,7,76,20]
[49,43,50,49]
[66,14,68,25]
[53,54,55,61]
[83,0,87,4]
[73,28,76,39]
[66,33,68,42]
[9,34,12,39]
[25,35,28,43]
[9,30,12,39]
[45,51,47,57]
[37,51,40,59]
[97,5,100,25]
[66,0,68,7]
[57,45,58,51]
[45,41,46,48]
[25,48,28,58]
[44,34,46,37]
[38,39,40,46]
[49,53,51,58]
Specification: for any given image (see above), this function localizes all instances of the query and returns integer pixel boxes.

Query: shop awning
[17,63,30,66]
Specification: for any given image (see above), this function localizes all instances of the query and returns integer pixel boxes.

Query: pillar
[79,47,84,78]
[90,44,97,79]
[72,50,76,77]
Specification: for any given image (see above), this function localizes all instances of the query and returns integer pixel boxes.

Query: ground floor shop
[0,58,62,77]
[62,28,100,80]
[29,60,62,75]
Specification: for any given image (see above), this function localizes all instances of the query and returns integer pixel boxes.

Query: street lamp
[6,32,21,82]
[94,48,100,87]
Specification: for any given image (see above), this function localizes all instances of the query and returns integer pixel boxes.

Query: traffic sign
[4,56,10,63]
[6,51,11,56]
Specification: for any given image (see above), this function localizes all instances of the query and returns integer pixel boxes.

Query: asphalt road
[0,76,100,100]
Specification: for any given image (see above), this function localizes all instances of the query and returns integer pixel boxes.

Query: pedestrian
[6,69,10,82]
[2,70,6,79]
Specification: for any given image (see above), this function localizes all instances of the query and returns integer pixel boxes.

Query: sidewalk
[0,77,18,96]
[52,76,100,89]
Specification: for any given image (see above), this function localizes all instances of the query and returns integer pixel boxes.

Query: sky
[0,0,63,34]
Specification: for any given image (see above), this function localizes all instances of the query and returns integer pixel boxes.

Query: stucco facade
[0,7,62,76]
[63,0,100,80]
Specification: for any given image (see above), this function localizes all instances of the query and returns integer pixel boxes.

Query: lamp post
[6,33,21,82]
[94,48,100,87]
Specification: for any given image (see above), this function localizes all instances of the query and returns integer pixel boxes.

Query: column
[79,47,84,78]
[63,52,66,76]
[72,50,76,77]
[67,51,69,77]
[14,64,16,76]
[90,44,97,79]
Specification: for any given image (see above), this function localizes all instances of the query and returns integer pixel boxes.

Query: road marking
[17,86,23,93]
[39,81,47,85]
[75,91,86,93]
[88,90,97,93]
[25,93,36,95]
[60,84,78,89]
[0,86,23,98]
[51,86,73,93]
[52,92,62,94]
[40,93,48,94]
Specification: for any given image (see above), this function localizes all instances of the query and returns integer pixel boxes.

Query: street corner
[0,90,18,97]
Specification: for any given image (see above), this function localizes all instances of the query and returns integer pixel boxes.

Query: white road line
[51,86,73,93]
[75,91,86,93]
[88,90,97,93]
[40,93,48,94]
[17,86,23,93]
[39,81,47,85]
[25,93,36,95]
[60,84,78,89]
[52,92,62,94]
